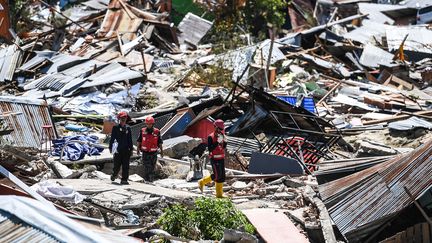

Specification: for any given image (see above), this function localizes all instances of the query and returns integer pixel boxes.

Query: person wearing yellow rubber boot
[198,119,227,198]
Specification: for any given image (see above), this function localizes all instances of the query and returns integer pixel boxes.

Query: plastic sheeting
[0,196,109,243]
[59,83,141,116]
[51,135,104,161]
[31,180,85,204]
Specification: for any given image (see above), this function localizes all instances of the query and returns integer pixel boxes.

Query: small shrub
[157,197,255,240]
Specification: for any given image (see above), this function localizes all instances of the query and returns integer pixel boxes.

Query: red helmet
[214,119,224,130]
[117,111,128,118]
[145,116,155,124]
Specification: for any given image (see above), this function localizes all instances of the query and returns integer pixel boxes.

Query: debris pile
[0,0,431,242]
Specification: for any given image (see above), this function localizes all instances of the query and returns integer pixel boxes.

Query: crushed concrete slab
[121,197,161,210]
[92,189,134,204]
[235,200,276,210]
[163,135,202,159]
[355,140,398,156]
[50,161,73,178]
[53,179,198,200]
[153,178,200,190]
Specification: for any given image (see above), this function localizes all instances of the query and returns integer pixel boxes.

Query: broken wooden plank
[421,223,429,243]
[317,82,341,106]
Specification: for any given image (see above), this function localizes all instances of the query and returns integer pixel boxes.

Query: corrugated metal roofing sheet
[319,139,432,242]
[80,62,144,88]
[97,0,143,40]
[21,52,144,97]
[24,58,105,91]
[45,53,85,74]
[343,20,389,44]
[0,96,56,148]
[18,51,55,71]
[0,210,59,243]
[0,45,23,82]
[359,44,394,68]
[178,13,213,47]
[358,3,405,24]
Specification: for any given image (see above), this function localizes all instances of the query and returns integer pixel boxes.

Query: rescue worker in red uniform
[198,119,227,198]
[109,111,133,185]
[137,116,163,181]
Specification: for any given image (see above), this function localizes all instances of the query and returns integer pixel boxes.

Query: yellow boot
[198,176,212,193]
[215,182,225,198]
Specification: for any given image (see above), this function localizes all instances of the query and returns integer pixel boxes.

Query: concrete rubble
[0,0,431,242]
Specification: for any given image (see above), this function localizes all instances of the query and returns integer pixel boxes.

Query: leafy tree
[243,0,288,37]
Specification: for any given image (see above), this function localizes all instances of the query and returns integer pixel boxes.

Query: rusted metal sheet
[0,0,12,43]
[242,208,309,243]
[0,96,56,149]
[97,0,143,40]
[0,211,60,243]
[319,139,432,242]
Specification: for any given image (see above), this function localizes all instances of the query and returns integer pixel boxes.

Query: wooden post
[265,24,275,89]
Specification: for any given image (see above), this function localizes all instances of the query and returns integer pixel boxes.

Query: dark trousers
[113,150,131,182]
[210,158,225,183]
[142,152,157,181]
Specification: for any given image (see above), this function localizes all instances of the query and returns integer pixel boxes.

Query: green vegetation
[157,197,255,240]
[244,0,288,36]
[171,0,213,25]
[191,60,233,88]
[204,0,288,52]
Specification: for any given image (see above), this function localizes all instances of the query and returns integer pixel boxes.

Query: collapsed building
[0,0,431,242]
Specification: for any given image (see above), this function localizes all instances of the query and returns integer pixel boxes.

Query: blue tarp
[277,96,317,114]
[51,135,104,161]
[65,124,89,132]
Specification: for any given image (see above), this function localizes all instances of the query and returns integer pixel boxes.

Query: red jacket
[141,128,160,152]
